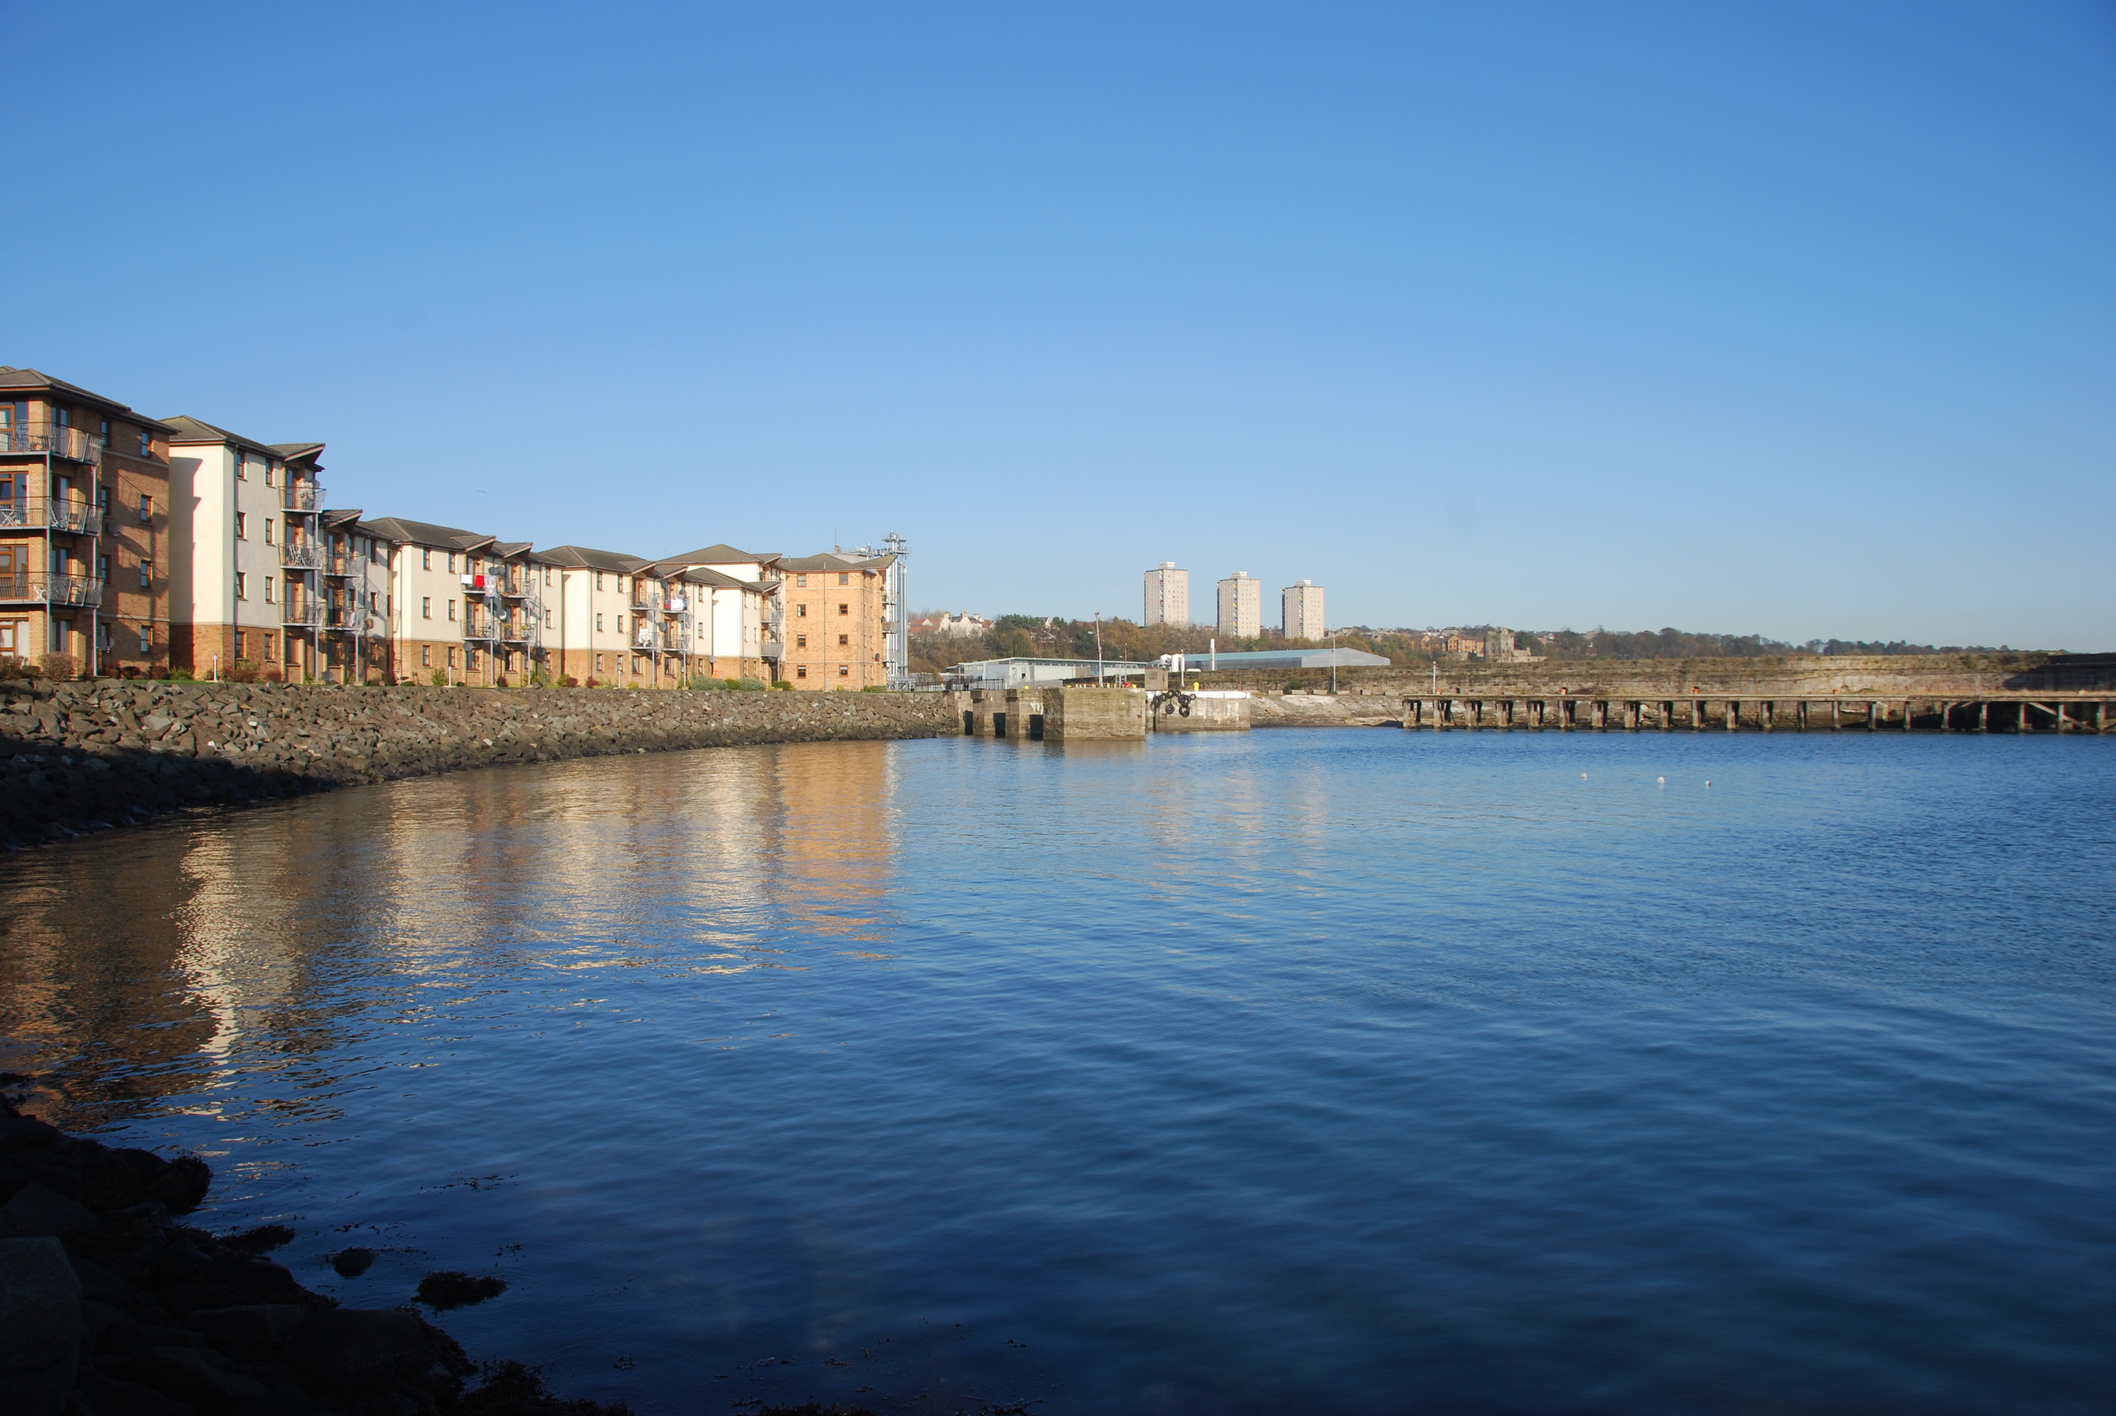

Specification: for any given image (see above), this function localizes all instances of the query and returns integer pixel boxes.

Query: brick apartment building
[777,550,897,689]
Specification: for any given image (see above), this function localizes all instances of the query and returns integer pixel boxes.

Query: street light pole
[1330,629,1337,694]
[1094,613,1104,684]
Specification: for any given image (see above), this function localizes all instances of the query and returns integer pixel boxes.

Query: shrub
[367,672,387,686]
[561,675,580,688]
[39,652,79,681]
[724,678,743,690]
[169,667,195,682]
[494,673,510,688]
[225,660,262,684]
[585,676,600,688]
[431,668,448,687]
[0,656,31,681]
[769,679,793,691]
[861,683,888,692]
[739,677,767,691]
[262,666,284,684]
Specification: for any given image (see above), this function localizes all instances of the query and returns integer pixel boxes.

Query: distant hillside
[911,616,2023,674]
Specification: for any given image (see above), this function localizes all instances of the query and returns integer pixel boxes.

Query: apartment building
[1217,571,1261,639]
[1282,579,1325,641]
[542,545,649,686]
[164,417,328,678]
[657,543,781,681]
[0,369,175,677]
[317,510,393,682]
[1144,562,1189,627]
[777,550,896,688]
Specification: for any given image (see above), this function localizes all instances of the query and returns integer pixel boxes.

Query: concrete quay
[951,686,1251,741]
[1401,693,2113,733]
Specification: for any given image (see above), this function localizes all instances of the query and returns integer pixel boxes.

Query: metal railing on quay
[0,498,103,536]
[0,426,103,462]
[0,574,104,607]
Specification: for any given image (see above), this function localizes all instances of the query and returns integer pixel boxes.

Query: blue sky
[7,2,2112,646]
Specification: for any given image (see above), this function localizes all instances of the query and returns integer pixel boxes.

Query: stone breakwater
[0,682,957,850]
[0,1088,629,1416]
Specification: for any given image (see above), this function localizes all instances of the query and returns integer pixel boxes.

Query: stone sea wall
[0,682,957,850]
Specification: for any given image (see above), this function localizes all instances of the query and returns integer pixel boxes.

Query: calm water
[3,728,2112,1414]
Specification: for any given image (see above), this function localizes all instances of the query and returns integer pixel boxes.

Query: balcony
[0,573,104,608]
[0,424,103,463]
[281,482,321,512]
[282,599,328,628]
[280,542,325,570]
[463,613,501,642]
[0,497,103,536]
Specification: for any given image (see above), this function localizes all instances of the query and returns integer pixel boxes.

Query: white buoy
[1705,780,1712,787]
[1580,772,1588,779]
[1657,776,1666,784]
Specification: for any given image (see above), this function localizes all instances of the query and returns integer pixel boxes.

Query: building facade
[1217,571,1261,639]
[657,544,781,681]
[1144,562,1188,627]
[776,550,896,688]
[0,369,175,678]
[1282,579,1325,641]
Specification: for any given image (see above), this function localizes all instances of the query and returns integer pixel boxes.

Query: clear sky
[7,2,2112,647]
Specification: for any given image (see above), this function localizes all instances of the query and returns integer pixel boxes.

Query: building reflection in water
[0,741,900,1139]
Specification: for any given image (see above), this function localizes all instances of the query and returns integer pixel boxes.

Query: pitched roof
[163,414,323,462]
[363,515,496,552]
[661,543,779,566]
[540,544,649,573]
[0,367,176,429]
[778,551,896,574]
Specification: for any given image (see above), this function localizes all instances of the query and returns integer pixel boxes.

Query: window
[235,456,247,481]
[617,615,625,633]
[138,494,151,523]
[838,603,849,616]
[447,647,457,668]
[421,597,432,619]
[0,623,14,654]
[422,548,432,570]
[595,613,603,632]
[595,654,604,673]
[236,512,248,539]
[422,646,432,667]
[447,552,458,574]
[235,631,246,657]
[138,562,150,589]
[139,430,150,457]
[139,628,150,654]
[797,666,808,679]
[795,603,807,618]
[264,633,275,659]
[839,665,850,677]
[838,633,848,646]
[264,577,275,604]
[839,573,849,585]
[544,609,552,627]
[795,634,807,648]
[236,572,248,599]
[97,487,109,511]
[264,463,276,488]
[264,518,275,545]
[447,600,456,622]
[796,574,807,587]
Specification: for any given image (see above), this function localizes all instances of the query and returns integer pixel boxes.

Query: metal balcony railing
[0,497,103,536]
[0,425,103,463]
[280,542,324,570]
[282,599,328,627]
[281,482,321,512]
[463,614,501,642]
[0,573,104,607]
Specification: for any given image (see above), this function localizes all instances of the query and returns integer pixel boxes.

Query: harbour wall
[0,682,957,849]
[1191,652,2116,699]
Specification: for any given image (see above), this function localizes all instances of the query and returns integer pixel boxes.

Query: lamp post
[1330,630,1337,695]
[1094,613,1104,684]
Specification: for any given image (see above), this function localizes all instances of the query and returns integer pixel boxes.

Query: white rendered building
[1217,571,1261,639]
[1144,562,1189,626]
[1282,580,1325,641]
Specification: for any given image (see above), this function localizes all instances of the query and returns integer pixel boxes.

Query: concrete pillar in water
[1763,701,1774,733]
[1833,699,1841,731]
[1979,701,1988,733]
[1041,685,1148,742]
[1726,701,1739,732]
[1624,701,1639,731]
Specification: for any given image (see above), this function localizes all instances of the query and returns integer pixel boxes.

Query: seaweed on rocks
[329,1246,375,1278]
[416,1270,508,1310]
[0,1087,626,1416]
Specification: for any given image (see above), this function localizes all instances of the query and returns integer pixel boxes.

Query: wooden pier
[1400,694,2114,734]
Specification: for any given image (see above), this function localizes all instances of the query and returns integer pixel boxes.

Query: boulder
[0,1236,80,1416]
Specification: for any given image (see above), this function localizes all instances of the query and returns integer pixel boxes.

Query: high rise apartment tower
[1144,562,1188,626]
[1282,580,1325,641]
[1217,571,1261,639]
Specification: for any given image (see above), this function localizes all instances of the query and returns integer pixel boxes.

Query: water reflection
[0,741,899,1133]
